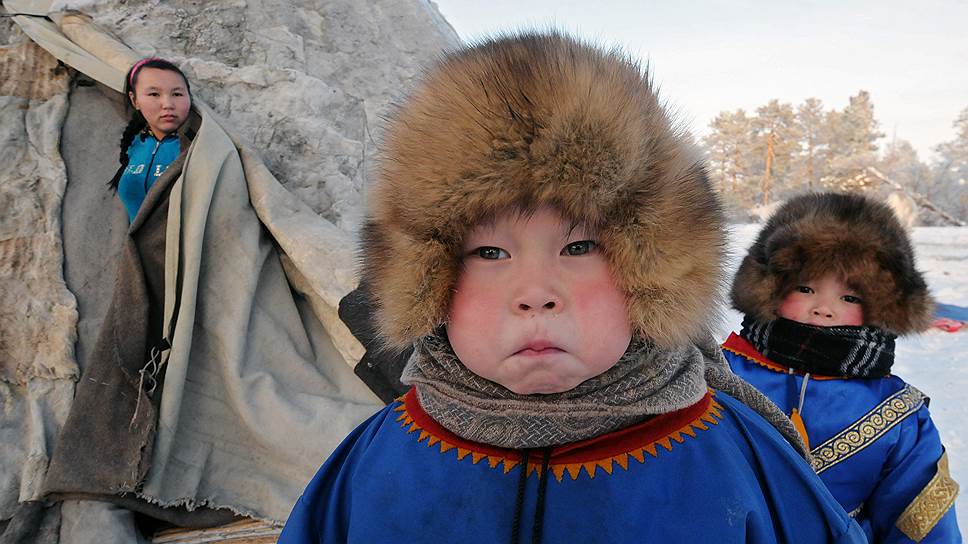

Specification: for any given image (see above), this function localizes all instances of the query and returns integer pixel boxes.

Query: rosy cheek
[571,272,630,331]
[572,277,613,314]
[776,297,800,320]
[842,305,865,326]
[450,270,500,330]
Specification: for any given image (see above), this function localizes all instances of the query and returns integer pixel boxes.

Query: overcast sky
[433,0,968,161]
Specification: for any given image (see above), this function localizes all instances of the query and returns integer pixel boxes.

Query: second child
[724,192,961,543]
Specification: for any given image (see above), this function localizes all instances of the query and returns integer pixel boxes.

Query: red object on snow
[931,318,966,333]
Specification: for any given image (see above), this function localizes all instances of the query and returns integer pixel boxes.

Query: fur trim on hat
[731,192,934,335]
[362,31,725,349]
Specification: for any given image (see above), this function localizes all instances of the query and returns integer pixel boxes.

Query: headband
[128,57,163,86]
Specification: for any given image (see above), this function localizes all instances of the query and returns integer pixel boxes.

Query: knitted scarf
[740,316,896,378]
[401,330,807,458]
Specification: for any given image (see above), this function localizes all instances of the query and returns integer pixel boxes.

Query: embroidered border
[896,451,959,542]
[810,384,925,473]
[394,390,723,482]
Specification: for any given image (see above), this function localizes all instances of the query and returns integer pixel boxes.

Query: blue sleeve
[278,407,391,544]
[864,406,961,543]
[715,393,867,543]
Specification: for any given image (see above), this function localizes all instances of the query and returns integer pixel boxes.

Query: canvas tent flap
[5,0,126,92]
[0,31,76,524]
[8,6,382,522]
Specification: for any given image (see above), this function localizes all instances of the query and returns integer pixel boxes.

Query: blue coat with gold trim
[279,388,864,543]
[723,333,961,543]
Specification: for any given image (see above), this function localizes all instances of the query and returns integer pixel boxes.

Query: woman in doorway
[44,58,238,537]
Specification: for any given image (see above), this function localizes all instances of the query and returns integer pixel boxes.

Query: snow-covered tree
[879,139,930,198]
[704,109,757,218]
[705,110,752,191]
[793,98,828,190]
[751,100,800,204]
[700,92,967,224]
[823,91,884,191]
[929,106,968,222]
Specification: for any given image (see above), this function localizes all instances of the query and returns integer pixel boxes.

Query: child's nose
[812,306,834,320]
[518,299,557,312]
[512,275,563,316]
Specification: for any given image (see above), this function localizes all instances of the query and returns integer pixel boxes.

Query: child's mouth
[515,341,564,356]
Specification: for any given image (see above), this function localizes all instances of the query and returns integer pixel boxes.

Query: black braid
[107,116,146,191]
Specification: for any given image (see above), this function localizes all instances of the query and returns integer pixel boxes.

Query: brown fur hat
[362,31,725,350]
[731,192,934,335]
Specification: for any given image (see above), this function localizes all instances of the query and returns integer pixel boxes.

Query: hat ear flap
[870,248,934,334]
[731,254,780,322]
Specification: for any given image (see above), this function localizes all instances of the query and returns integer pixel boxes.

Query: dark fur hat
[362,31,725,350]
[731,192,934,335]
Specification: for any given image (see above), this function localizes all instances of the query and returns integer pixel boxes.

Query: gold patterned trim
[810,385,925,474]
[896,451,959,542]
[847,503,863,518]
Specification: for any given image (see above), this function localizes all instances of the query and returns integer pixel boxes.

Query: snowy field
[719,225,968,531]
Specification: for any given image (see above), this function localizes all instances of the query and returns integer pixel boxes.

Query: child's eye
[796,286,814,294]
[842,295,862,304]
[561,240,598,256]
[473,246,510,260]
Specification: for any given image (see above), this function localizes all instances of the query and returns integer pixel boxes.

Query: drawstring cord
[510,448,552,544]
[789,372,811,450]
[511,450,530,544]
[797,373,810,415]
[532,448,551,544]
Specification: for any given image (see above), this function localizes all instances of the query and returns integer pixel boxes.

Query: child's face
[129,67,191,140]
[777,274,864,327]
[448,207,633,395]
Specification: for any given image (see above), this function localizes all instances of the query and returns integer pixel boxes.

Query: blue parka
[280,388,864,543]
[724,333,961,543]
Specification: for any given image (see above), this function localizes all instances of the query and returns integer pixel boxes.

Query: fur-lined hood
[731,192,934,335]
[362,31,725,349]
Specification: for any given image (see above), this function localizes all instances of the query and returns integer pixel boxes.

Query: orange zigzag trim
[394,390,723,482]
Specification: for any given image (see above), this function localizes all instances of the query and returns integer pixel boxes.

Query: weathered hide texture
[0,37,77,522]
[1,0,459,538]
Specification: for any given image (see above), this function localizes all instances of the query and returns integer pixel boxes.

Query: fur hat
[362,31,725,350]
[731,192,934,335]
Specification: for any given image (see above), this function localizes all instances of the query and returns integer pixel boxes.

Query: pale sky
[433,0,968,161]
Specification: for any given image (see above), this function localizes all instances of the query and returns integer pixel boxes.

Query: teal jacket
[117,132,181,223]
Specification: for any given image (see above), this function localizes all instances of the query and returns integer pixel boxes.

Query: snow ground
[719,225,968,531]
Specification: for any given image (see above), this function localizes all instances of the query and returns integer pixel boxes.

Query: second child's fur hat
[362,31,725,350]
[731,192,934,335]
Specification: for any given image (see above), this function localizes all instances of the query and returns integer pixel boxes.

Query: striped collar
[723,333,847,380]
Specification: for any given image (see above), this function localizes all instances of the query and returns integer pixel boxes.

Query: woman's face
[129,67,191,140]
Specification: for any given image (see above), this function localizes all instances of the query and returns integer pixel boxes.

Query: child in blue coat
[280,32,864,543]
[725,192,961,543]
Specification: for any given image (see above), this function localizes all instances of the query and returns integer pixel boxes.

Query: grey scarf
[401,331,807,458]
